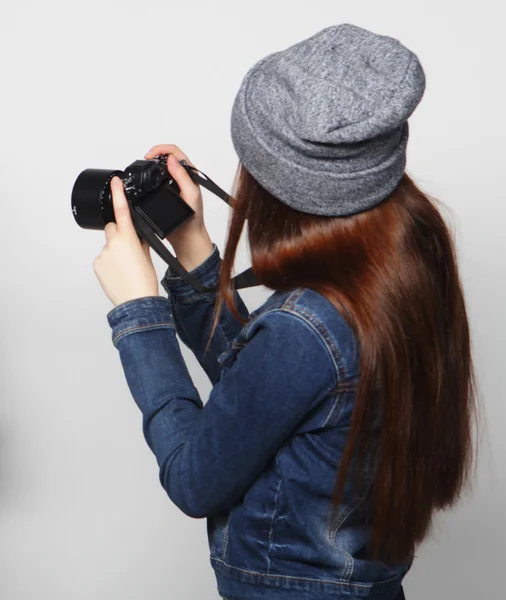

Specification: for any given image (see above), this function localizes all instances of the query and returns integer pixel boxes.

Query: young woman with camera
[93,24,476,600]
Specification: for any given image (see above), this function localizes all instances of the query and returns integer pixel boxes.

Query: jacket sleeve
[107,296,337,519]
[161,244,250,385]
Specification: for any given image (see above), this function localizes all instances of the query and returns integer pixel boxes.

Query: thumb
[167,154,199,201]
[111,177,135,235]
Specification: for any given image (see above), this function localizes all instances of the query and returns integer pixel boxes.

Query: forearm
[107,297,243,518]
[108,298,204,456]
[162,241,249,384]
[169,227,215,272]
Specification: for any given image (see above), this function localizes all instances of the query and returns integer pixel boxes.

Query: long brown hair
[210,166,477,563]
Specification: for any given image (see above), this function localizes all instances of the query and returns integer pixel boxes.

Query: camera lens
[71,169,123,230]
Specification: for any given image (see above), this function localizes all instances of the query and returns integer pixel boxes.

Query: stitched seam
[322,384,358,428]
[322,388,344,428]
[279,307,343,381]
[332,503,358,535]
[342,551,354,581]
[282,301,354,429]
[330,490,370,543]
[281,289,349,381]
[241,305,342,384]
[266,476,283,574]
[220,300,356,423]
[283,288,306,311]
[285,304,348,380]
[240,290,303,338]
[211,557,405,588]
[236,304,345,424]
[113,322,175,345]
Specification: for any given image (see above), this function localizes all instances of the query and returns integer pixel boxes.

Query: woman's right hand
[144,144,214,272]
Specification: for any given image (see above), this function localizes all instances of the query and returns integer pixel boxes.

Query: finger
[144,144,188,160]
[167,153,199,199]
[104,222,117,243]
[110,177,135,235]
[144,144,195,167]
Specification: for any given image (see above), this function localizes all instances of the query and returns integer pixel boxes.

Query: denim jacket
[107,245,411,599]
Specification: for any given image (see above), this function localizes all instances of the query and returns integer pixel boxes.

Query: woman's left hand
[93,176,159,307]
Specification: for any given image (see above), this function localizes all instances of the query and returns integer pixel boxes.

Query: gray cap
[231,24,425,216]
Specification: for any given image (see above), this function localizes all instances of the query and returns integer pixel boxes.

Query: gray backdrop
[0,1,504,598]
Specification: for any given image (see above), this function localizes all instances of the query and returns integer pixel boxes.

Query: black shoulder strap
[181,161,234,206]
[131,209,213,293]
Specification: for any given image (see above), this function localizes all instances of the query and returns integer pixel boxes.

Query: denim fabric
[107,244,412,599]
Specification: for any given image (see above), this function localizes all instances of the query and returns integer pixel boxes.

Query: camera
[71,154,195,237]
[71,153,256,291]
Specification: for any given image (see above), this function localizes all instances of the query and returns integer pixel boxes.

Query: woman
[93,24,476,600]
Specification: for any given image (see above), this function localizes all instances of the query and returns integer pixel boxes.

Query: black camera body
[71,154,195,238]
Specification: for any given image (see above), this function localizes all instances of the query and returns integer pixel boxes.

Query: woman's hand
[144,144,214,272]
[144,144,205,242]
[93,177,159,307]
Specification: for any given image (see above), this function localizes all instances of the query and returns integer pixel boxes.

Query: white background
[0,1,504,598]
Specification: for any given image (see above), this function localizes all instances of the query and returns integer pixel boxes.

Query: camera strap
[136,162,257,293]
[131,209,212,293]
[181,162,234,206]
[183,164,258,291]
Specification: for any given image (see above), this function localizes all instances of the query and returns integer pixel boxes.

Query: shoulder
[246,288,359,382]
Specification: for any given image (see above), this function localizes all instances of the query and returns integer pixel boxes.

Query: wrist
[169,229,214,272]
